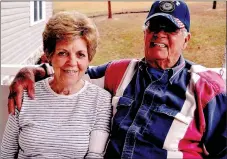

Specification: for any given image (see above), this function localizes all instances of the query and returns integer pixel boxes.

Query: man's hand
[8,66,46,114]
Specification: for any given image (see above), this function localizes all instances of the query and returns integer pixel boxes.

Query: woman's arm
[85,90,112,159]
[1,110,20,158]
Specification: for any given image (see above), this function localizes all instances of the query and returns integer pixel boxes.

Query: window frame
[30,1,46,26]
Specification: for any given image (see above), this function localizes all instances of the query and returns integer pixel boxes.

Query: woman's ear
[43,52,52,66]
[183,32,191,49]
[48,57,52,66]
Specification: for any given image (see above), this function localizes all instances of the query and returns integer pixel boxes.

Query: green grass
[54,2,226,68]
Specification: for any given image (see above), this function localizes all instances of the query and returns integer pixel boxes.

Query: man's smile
[150,42,167,48]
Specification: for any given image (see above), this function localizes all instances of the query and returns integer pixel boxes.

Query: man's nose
[154,29,166,34]
[152,30,167,40]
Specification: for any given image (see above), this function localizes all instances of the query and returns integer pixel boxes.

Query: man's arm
[84,62,111,89]
[7,62,110,114]
[203,93,227,159]
[8,61,116,115]
[87,62,110,79]
[8,64,48,114]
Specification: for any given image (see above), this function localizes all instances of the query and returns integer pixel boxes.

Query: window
[30,1,46,26]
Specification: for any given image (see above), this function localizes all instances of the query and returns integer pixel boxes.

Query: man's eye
[58,52,68,56]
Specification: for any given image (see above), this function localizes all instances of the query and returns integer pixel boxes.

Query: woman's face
[50,37,89,86]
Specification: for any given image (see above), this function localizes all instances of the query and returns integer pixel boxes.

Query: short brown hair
[43,11,99,61]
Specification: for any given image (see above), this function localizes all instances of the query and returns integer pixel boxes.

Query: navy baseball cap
[145,0,190,32]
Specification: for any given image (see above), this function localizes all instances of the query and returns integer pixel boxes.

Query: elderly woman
[1,11,112,158]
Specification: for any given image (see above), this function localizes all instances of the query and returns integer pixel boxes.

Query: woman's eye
[58,52,68,56]
[78,52,86,58]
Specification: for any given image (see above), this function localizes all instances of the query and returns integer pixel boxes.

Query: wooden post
[212,1,217,9]
[108,1,112,19]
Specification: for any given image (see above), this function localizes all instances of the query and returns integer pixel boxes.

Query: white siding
[1,2,53,65]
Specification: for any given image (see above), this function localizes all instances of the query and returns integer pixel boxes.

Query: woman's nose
[68,55,78,66]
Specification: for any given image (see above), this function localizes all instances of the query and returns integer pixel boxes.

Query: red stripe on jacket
[179,70,225,158]
[104,59,132,95]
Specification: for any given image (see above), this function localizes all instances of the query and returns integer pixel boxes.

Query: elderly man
[7,1,226,159]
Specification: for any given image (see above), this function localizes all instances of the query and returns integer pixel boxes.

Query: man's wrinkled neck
[145,59,176,70]
[145,56,182,70]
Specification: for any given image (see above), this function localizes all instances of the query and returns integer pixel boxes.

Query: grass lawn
[53,2,226,68]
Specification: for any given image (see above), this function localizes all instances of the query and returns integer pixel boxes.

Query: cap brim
[145,13,184,29]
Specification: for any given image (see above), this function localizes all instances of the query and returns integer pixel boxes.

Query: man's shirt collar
[138,56,186,84]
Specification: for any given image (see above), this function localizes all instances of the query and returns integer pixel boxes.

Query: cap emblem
[159,1,175,12]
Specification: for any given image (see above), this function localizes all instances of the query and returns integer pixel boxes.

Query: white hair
[142,25,148,31]
[181,29,189,38]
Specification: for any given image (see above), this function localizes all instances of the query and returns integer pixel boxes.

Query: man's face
[144,17,190,69]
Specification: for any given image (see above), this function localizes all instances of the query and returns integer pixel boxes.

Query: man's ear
[183,32,191,49]
[144,28,149,41]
